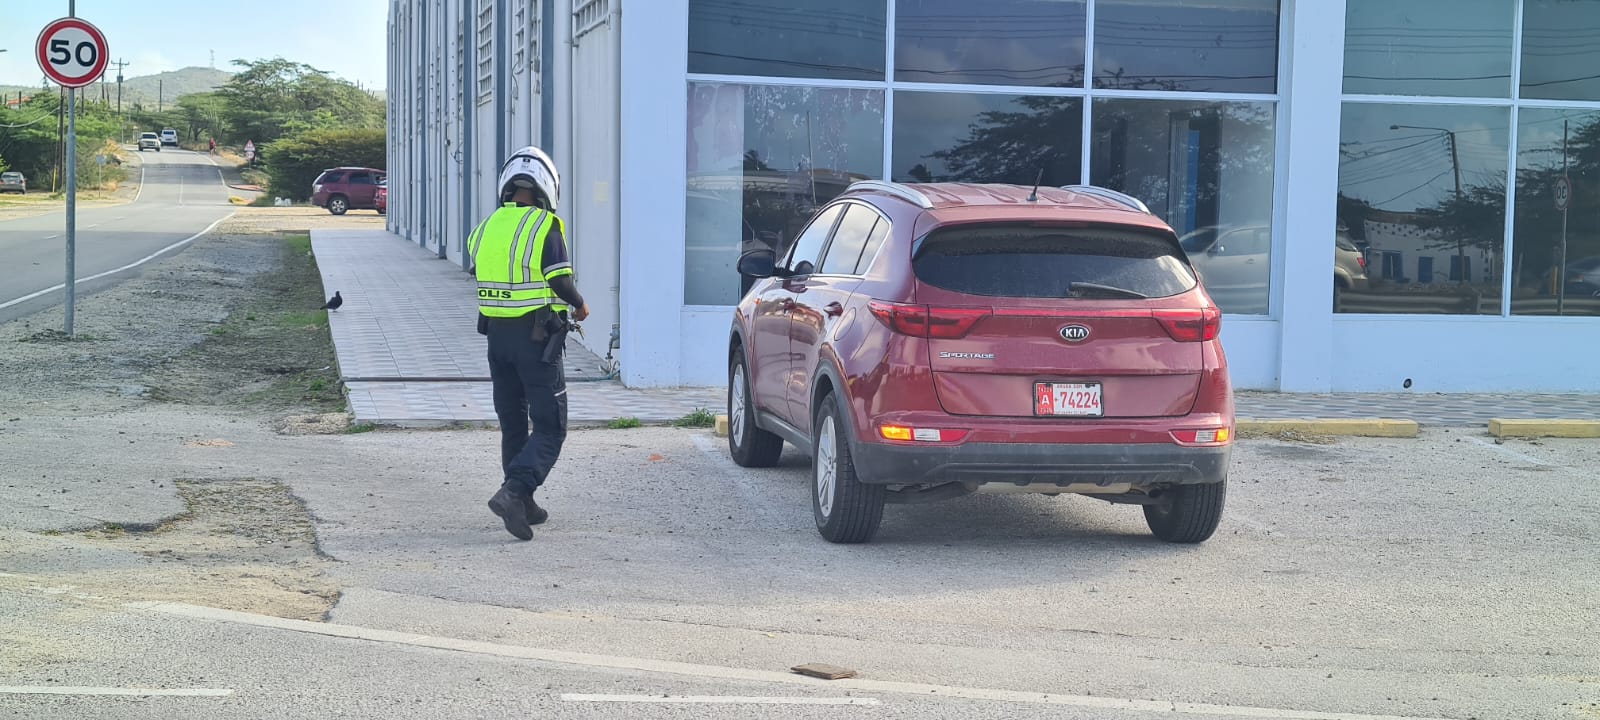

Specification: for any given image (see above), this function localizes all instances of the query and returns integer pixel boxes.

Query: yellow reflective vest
[468,204,572,318]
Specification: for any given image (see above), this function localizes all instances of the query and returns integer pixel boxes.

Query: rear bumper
[850,440,1230,487]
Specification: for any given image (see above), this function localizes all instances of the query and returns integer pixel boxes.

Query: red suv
[727,182,1233,544]
[311,167,386,215]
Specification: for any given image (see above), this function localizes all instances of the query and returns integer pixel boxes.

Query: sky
[0,0,389,89]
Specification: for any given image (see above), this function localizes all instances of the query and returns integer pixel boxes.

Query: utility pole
[111,58,128,114]
[157,79,163,112]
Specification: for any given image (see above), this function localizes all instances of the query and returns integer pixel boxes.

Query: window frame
[684,0,1287,314]
[781,203,849,277]
[1337,0,1600,317]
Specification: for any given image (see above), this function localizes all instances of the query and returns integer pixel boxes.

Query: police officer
[469,146,589,541]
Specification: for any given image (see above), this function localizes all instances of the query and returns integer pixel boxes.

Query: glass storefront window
[1512,108,1600,316]
[1343,0,1514,98]
[688,0,887,81]
[891,91,1083,186]
[1520,0,1600,102]
[1090,99,1277,315]
[684,83,884,306]
[894,0,1086,87]
[1093,0,1279,93]
[1335,103,1509,315]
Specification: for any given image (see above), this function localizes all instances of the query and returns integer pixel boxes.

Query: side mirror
[737,249,777,278]
[1208,244,1225,256]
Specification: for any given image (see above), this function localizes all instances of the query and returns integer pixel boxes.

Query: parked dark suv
[728,182,1234,544]
[311,167,386,215]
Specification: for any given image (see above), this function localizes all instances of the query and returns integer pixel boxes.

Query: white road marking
[44,234,59,239]
[0,213,235,312]
[132,160,145,204]
[0,686,232,697]
[1463,436,1553,466]
[562,695,879,705]
[130,601,1462,720]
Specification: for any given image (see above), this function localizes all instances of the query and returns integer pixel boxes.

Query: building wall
[391,0,1600,392]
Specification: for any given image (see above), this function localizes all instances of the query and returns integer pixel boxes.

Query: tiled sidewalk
[312,229,1595,428]
[311,229,720,426]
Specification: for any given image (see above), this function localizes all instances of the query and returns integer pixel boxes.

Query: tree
[216,58,384,146]
[264,127,385,200]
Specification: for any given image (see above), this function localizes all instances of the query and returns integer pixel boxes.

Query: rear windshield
[912,224,1196,299]
[141,133,157,138]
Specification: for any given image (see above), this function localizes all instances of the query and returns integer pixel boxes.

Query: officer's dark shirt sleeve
[543,221,585,309]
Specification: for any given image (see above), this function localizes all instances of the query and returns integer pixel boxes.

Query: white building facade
[388,0,1600,392]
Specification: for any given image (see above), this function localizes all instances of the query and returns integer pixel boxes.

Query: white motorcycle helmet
[497,145,560,211]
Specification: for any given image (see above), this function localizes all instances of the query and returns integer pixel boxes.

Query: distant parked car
[375,178,387,215]
[138,132,161,152]
[1538,255,1600,297]
[311,167,386,215]
[160,128,178,147]
[0,171,26,194]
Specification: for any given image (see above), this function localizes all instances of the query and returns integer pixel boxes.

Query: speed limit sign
[36,18,109,89]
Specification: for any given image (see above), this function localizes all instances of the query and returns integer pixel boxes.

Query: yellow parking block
[1488,419,1600,439]
[714,414,730,437]
[1236,418,1419,438]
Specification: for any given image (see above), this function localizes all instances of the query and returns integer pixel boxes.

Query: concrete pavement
[2,412,1595,719]
[0,148,234,324]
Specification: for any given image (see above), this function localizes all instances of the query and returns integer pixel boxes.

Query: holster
[538,308,570,364]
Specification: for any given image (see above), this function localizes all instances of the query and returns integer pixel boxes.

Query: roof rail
[848,180,934,209]
[1059,184,1151,214]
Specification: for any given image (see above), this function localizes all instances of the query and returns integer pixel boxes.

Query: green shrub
[264,127,385,201]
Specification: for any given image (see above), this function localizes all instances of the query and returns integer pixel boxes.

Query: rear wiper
[1065,282,1148,299]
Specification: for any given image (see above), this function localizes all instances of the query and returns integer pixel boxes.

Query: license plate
[1035,382,1104,417]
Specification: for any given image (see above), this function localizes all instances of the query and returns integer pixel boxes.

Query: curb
[1234,418,1420,438]
[1488,418,1600,439]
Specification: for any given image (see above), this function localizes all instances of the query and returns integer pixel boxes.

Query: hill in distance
[0,66,231,109]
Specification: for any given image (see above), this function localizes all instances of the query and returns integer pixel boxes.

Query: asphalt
[0,148,234,325]
[2,414,1596,719]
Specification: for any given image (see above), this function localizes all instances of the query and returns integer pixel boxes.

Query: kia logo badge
[1059,324,1091,342]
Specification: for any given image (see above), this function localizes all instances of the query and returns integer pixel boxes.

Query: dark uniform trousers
[485,314,568,495]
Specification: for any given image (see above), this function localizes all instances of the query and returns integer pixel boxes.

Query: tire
[728,352,783,468]
[1143,481,1226,543]
[328,196,349,215]
[811,392,885,544]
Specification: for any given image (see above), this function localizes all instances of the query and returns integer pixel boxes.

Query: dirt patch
[276,412,355,435]
[1236,429,1339,445]
[142,234,345,412]
[1,478,337,623]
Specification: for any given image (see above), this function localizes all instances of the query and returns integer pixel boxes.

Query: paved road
[2,414,1595,719]
[0,149,233,325]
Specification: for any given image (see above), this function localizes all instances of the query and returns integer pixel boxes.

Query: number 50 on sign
[36,18,109,89]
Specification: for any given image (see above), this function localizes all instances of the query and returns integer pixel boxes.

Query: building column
[1275,0,1347,391]
[618,0,690,387]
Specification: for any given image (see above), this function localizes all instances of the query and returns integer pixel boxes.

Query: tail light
[879,424,969,443]
[1357,255,1368,269]
[1171,427,1231,446]
[868,301,990,339]
[1154,306,1222,343]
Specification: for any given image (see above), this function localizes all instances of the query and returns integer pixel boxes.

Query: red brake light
[1357,255,1367,269]
[868,301,990,339]
[1154,306,1221,343]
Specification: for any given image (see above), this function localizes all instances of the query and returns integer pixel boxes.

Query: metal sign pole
[63,0,78,336]
[65,81,76,335]
[1558,120,1569,317]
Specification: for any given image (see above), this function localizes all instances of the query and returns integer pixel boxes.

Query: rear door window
[912,224,1196,299]
[819,204,879,275]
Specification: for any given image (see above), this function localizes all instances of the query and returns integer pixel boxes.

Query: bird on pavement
[320,291,344,311]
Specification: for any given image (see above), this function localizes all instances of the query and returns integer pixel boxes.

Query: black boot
[487,486,533,541]
[523,496,549,525]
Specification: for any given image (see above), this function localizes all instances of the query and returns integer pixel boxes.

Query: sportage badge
[1059,324,1091,342]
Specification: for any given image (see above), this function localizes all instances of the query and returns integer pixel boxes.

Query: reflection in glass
[1521,0,1600,102]
[684,83,884,306]
[688,0,886,80]
[1512,109,1600,316]
[895,0,1086,86]
[1090,99,1277,314]
[891,92,1082,186]
[1343,0,1513,97]
[1336,103,1509,314]
[1093,0,1279,93]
